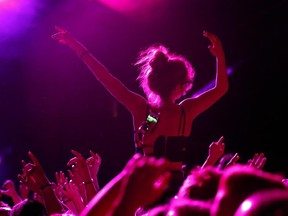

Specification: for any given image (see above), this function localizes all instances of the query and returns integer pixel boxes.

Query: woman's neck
[158,97,176,107]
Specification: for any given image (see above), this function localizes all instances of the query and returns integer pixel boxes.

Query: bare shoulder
[178,97,203,119]
[179,97,198,108]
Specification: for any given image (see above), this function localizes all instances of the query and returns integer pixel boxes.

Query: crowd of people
[0,137,288,216]
[1,26,287,215]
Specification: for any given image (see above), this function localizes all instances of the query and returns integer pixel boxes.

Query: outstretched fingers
[28,151,40,166]
[54,26,67,33]
[203,31,219,43]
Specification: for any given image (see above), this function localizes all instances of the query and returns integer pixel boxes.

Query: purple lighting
[0,0,40,42]
[192,67,234,98]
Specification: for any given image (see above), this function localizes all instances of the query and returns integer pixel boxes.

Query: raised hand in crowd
[67,163,87,205]
[86,150,101,192]
[202,136,226,168]
[54,168,85,215]
[1,179,22,205]
[18,151,50,194]
[61,181,85,215]
[55,171,69,190]
[247,152,267,169]
[33,191,45,205]
[18,182,29,201]
[54,171,69,204]
[224,152,266,170]
[67,150,97,203]
[17,151,65,215]
[222,152,240,168]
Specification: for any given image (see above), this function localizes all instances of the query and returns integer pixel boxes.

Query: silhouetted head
[235,188,288,216]
[0,201,11,216]
[136,204,168,216]
[177,166,222,201]
[210,164,286,216]
[135,44,195,106]
[168,198,211,216]
[10,199,48,216]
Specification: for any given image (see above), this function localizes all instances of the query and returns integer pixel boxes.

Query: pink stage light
[98,0,139,13]
[97,0,167,22]
[0,0,23,15]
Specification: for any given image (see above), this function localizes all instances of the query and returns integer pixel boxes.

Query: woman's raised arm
[51,26,146,113]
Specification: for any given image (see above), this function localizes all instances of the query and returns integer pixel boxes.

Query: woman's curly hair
[135,44,195,106]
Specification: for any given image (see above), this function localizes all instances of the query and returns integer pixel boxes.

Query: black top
[151,106,188,162]
[152,135,189,162]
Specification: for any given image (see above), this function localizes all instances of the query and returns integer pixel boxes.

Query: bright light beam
[192,67,234,98]
[0,0,41,42]
[97,0,167,22]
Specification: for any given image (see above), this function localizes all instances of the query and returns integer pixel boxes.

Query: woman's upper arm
[116,88,147,113]
[180,87,227,117]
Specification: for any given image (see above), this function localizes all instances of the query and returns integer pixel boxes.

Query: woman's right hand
[51,26,76,46]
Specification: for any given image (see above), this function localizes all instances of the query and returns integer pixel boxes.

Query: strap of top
[134,104,153,148]
[178,106,186,136]
[146,104,150,116]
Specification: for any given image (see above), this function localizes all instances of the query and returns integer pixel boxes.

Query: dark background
[0,0,287,189]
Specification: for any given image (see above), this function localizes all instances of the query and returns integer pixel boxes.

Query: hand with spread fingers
[61,181,85,215]
[55,170,69,188]
[54,170,69,202]
[67,155,88,205]
[86,150,101,180]
[67,150,91,183]
[1,179,22,205]
[67,149,97,203]
[247,152,267,170]
[67,164,83,187]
